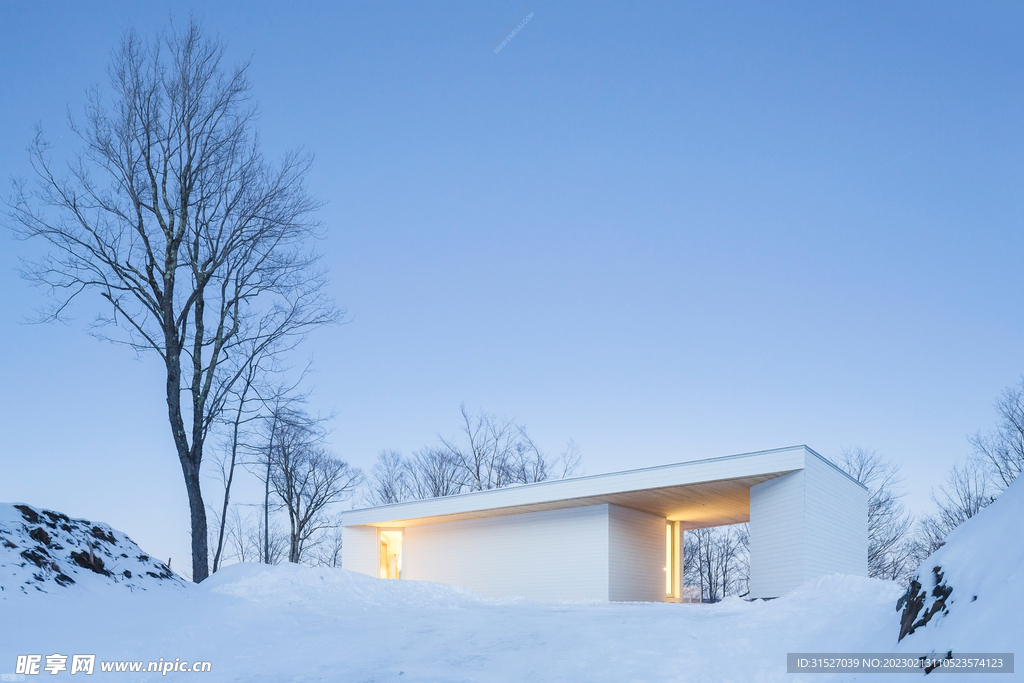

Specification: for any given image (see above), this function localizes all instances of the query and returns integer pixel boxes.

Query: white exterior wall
[402,505,612,600]
[748,453,867,598]
[749,470,806,598]
[608,505,666,602]
[341,525,379,577]
[802,453,868,578]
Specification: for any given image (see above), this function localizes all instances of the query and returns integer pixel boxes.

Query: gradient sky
[1,2,1022,577]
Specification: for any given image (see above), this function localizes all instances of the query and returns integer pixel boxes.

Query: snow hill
[1,560,907,682]
[894,477,1024,664]
[1,496,1020,681]
[0,503,184,595]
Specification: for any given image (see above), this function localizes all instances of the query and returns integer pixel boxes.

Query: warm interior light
[666,524,673,595]
[378,529,403,580]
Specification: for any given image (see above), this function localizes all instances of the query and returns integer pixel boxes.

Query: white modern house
[341,446,867,601]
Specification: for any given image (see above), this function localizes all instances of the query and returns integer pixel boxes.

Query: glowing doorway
[665,521,680,599]
[378,529,403,579]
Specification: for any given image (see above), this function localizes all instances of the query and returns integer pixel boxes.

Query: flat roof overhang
[343,445,858,529]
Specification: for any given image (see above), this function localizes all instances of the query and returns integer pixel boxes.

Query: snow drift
[2,493,1020,681]
[0,503,184,595]
[895,477,1024,662]
[204,560,490,611]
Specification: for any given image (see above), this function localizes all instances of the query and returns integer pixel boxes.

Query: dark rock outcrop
[897,566,952,642]
[1,502,184,595]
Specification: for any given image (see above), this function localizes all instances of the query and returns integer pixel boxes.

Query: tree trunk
[263,411,278,564]
[264,457,272,564]
[166,347,209,582]
[182,459,210,582]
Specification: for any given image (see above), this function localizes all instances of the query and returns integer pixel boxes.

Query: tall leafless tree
[5,21,339,581]
[835,447,915,580]
[210,365,313,573]
[249,400,320,563]
[268,413,363,563]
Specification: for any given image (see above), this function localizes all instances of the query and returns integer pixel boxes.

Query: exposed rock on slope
[895,476,1023,664]
[0,503,184,595]
[896,565,953,642]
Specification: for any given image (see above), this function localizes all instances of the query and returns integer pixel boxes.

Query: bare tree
[732,523,750,596]
[408,447,465,499]
[969,378,1024,489]
[309,514,346,568]
[5,20,339,581]
[214,506,286,566]
[909,457,997,566]
[905,380,1023,569]
[835,447,915,580]
[209,351,266,573]
[269,414,363,563]
[909,513,949,564]
[437,405,581,492]
[224,507,257,564]
[364,450,415,506]
[247,392,322,564]
[512,434,582,484]
[211,367,313,572]
[930,457,996,531]
[250,515,289,565]
[551,438,583,480]
[438,406,519,491]
[682,530,698,590]
[684,525,747,602]
[363,407,582,505]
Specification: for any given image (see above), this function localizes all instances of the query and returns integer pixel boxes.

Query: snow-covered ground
[0,561,906,682]
[2,484,1021,682]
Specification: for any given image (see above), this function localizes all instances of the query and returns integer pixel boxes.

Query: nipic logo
[12,654,212,676]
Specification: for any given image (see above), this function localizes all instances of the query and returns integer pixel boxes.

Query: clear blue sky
[1,2,1022,575]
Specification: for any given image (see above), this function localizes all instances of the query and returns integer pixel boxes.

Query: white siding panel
[341,525,378,577]
[402,505,610,600]
[608,505,666,602]
[802,453,868,578]
[749,470,806,598]
[749,452,868,599]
